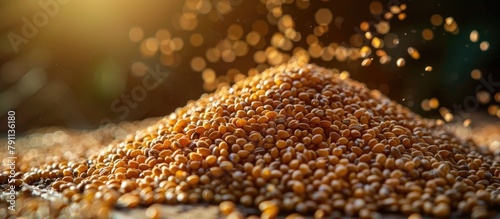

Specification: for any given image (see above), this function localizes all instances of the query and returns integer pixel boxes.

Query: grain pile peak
[2,61,500,218]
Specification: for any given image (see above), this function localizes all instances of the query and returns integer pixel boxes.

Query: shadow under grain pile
[1,61,500,219]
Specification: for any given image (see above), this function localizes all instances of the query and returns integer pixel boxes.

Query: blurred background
[0,0,499,136]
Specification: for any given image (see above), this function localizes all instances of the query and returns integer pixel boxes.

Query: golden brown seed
[471,206,489,219]
[197,148,210,157]
[435,195,451,204]
[62,176,73,183]
[404,161,415,171]
[211,167,224,177]
[209,131,221,139]
[358,208,372,219]
[128,160,139,169]
[335,165,348,178]
[206,155,217,166]
[276,140,287,149]
[390,147,401,158]
[227,211,244,219]
[240,195,253,206]
[359,154,371,163]
[312,134,323,144]
[220,161,234,171]
[126,169,139,178]
[265,111,278,119]
[408,213,422,219]
[332,148,343,156]
[277,130,290,138]
[186,175,200,186]
[159,150,172,158]
[145,204,162,219]
[292,181,305,194]
[130,149,142,158]
[63,169,72,176]
[372,143,385,153]
[52,181,65,190]
[219,201,236,215]
[113,160,125,169]
[139,163,150,170]
[432,203,450,217]
[259,200,279,217]
[189,153,203,161]
[117,193,140,208]
[175,155,188,163]
[282,152,292,164]
[236,119,247,127]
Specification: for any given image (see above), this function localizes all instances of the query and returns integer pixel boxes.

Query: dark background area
[0,0,499,136]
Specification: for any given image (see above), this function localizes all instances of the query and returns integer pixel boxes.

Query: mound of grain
[2,62,500,218]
